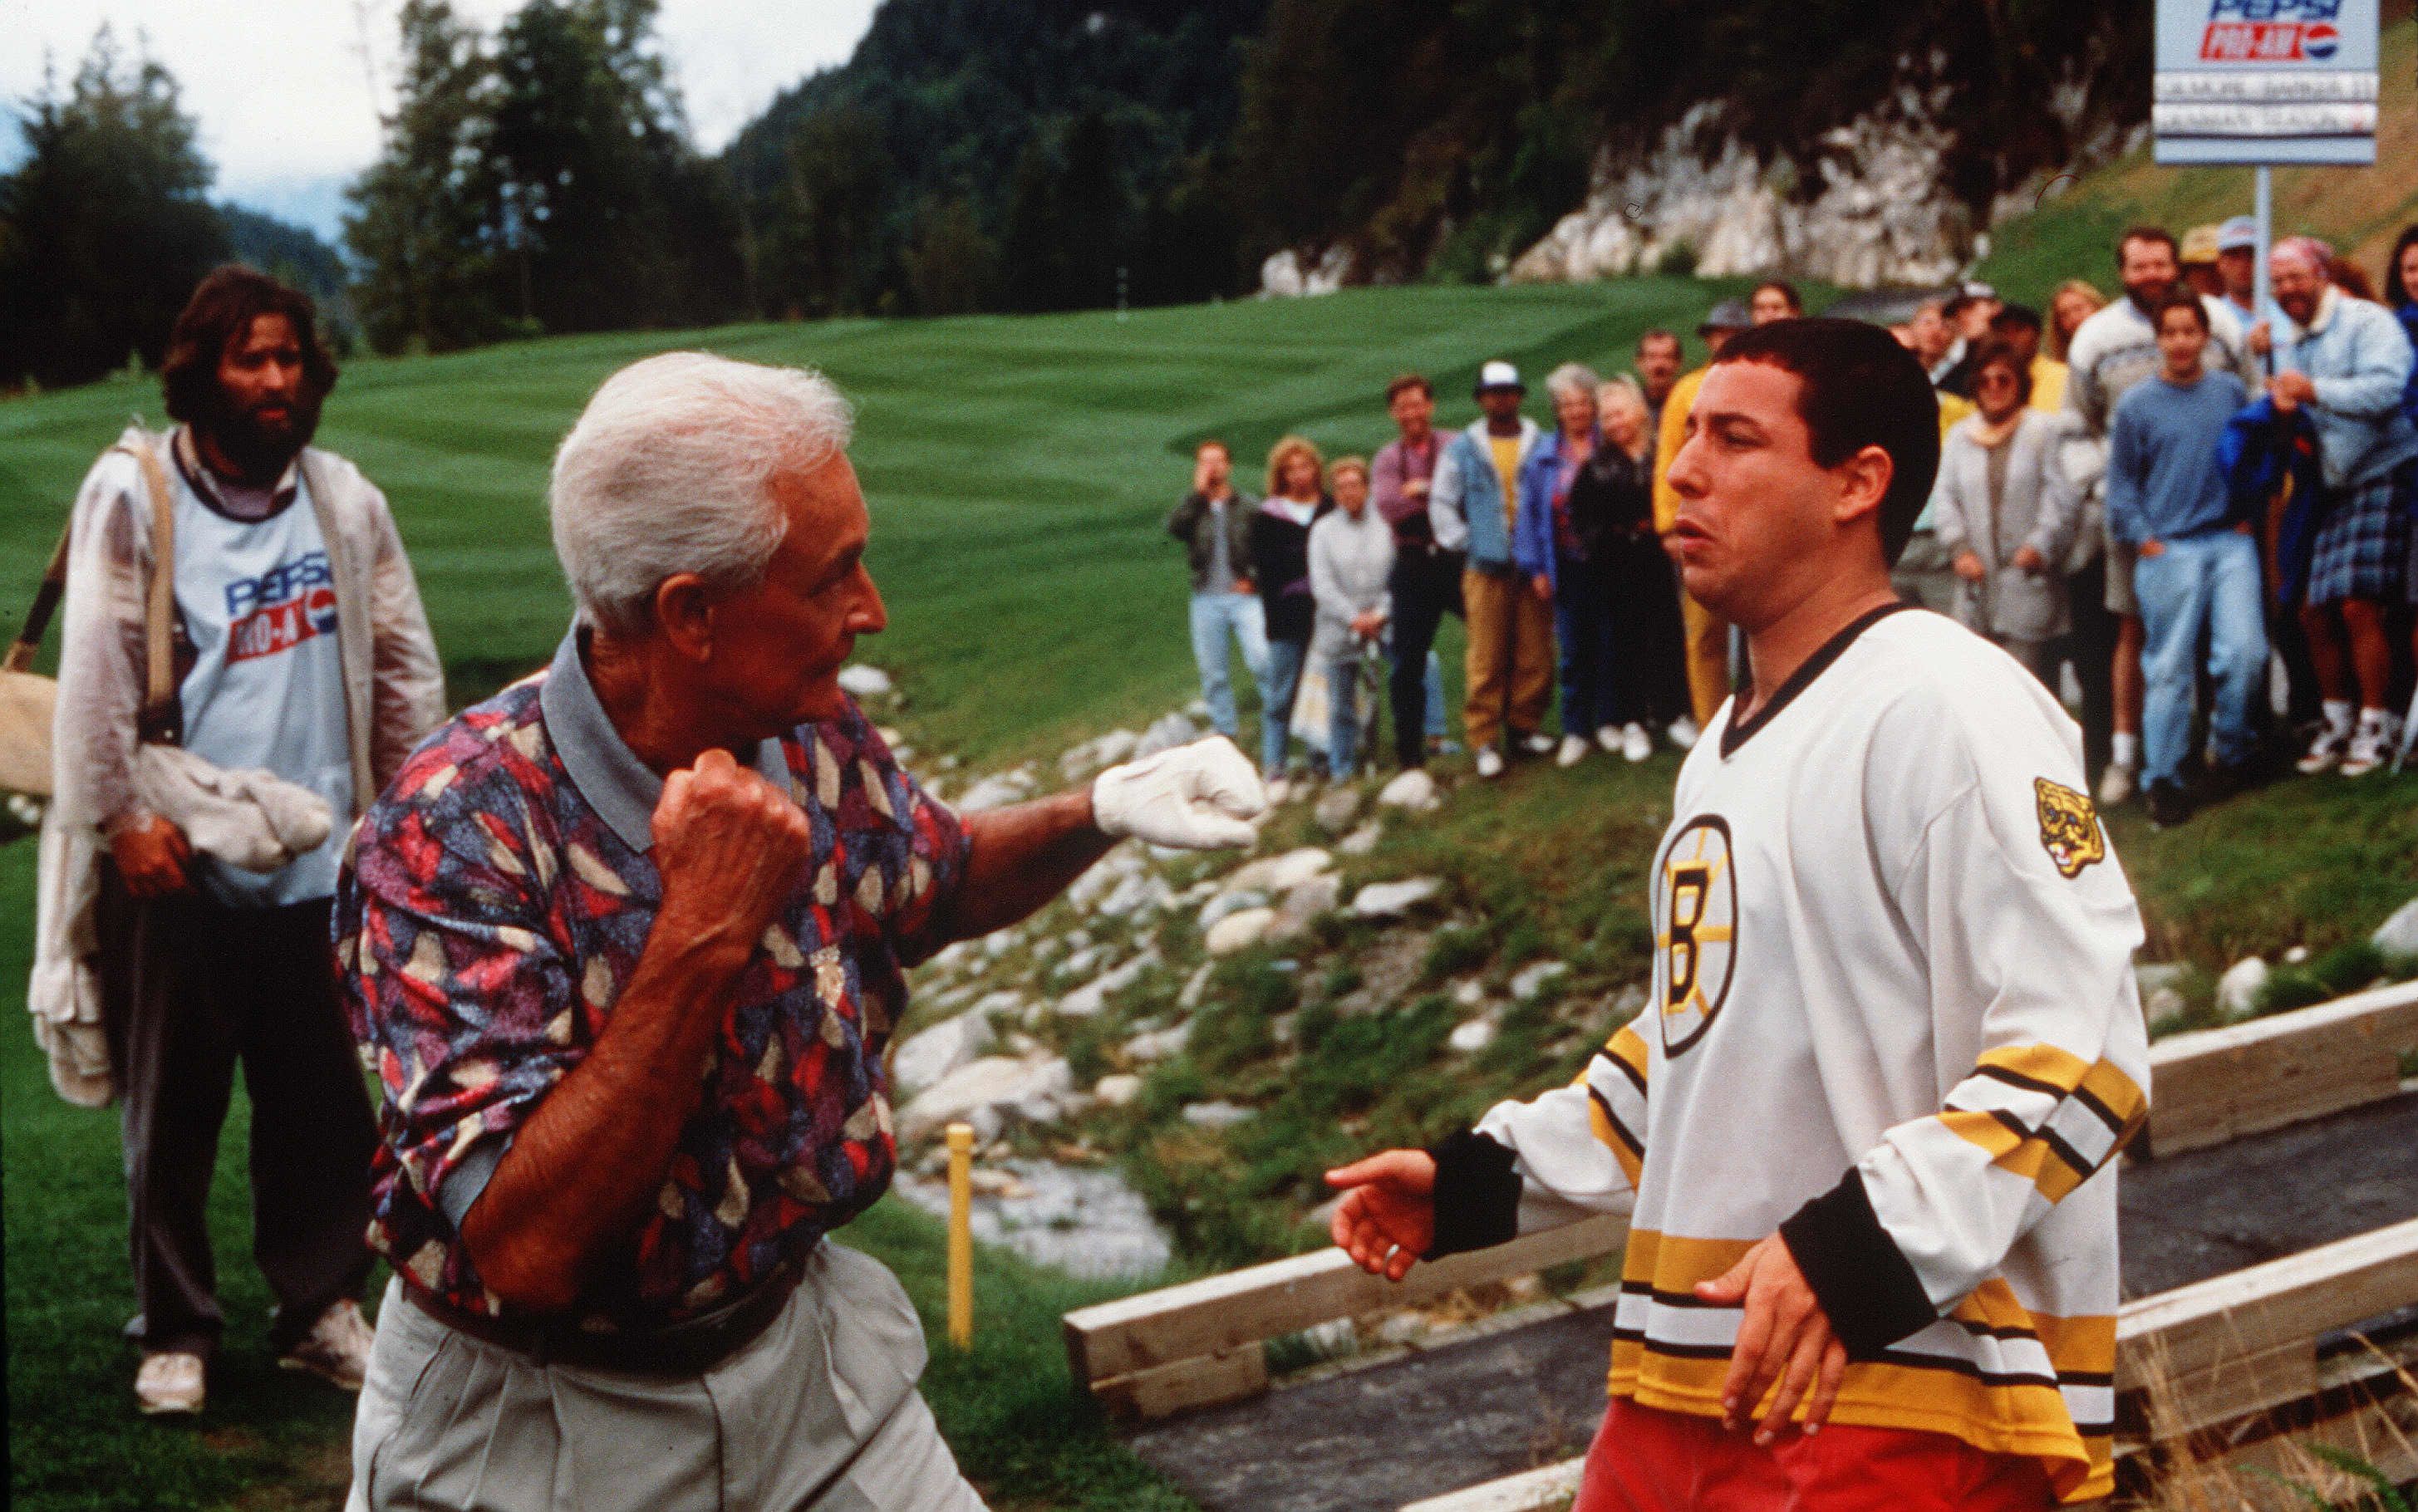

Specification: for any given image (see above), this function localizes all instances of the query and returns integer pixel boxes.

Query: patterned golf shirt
[337,628,967,1328]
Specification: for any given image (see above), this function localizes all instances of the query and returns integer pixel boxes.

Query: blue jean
[1188,592,1270,740]
[1261,638,1309,774]
[2135,531,2268,788]
[1322,641,1385,779]
[1551,557,1618,737]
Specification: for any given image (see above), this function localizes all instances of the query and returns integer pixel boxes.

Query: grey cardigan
[1307,507,1395,662]
[1929,409,2081,645]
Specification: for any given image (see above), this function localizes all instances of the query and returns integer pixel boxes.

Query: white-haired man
[337,352,1266,1510]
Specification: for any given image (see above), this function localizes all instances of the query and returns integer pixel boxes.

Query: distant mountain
[219,203,356,342]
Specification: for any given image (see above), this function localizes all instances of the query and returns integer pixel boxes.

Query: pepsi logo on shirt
[224,550,338,663]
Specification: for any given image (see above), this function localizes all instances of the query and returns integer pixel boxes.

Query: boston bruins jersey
[1428,603,2148,1504]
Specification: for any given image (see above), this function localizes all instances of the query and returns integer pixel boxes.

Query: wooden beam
[1090,1343,1270,1422]
[1064,1213,1628,1387]
[2145,979,2418,1157]
[1397,1458,1583,1512]
[2116,1217,2418,1382]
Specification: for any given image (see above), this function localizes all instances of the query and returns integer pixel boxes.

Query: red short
[1572,1398,2057,1512]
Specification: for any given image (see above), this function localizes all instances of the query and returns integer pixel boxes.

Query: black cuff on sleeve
[1423,1128,1522,1259]
[1778,1167,1939,1358]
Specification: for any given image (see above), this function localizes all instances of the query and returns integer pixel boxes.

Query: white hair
[1545,362,1603,404]
[549,351,855,636]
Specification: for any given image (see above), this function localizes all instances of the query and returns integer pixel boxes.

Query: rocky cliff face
[1510,60,2135,291]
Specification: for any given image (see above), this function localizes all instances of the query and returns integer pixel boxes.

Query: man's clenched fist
[653,748,814,955]
[1090,736,1266,850]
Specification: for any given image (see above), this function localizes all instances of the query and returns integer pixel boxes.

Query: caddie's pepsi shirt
[337,628,967,1328]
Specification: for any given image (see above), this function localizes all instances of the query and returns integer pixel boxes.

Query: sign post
[2154,0,2379,339]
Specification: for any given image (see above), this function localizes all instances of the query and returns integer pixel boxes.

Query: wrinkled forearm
[938,788,1114,942]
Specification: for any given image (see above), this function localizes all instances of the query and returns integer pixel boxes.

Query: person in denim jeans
[2106,293,2262,827]
[1166,439,1270,744]
[1309,458,1394,779]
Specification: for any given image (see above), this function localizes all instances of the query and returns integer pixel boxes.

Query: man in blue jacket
[1430,361,1548,778]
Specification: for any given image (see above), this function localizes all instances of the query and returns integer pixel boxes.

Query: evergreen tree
[0,29,229,389]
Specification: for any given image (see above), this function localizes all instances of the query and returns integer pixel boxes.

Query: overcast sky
[0,0,881,238]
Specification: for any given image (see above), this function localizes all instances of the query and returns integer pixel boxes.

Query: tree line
[3,0,2151,386]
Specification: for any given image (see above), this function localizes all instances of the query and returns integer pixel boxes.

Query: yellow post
[946,1122,975,1350]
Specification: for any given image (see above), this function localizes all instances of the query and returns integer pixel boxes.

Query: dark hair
[1713,318,1940,567]
[1967,337,2033,405]
[1385,372,1433,404]
[1637,327,1682,356]
[1988,302,2044,336]
[2153,290,2209,334]
[160,265,338,424]
[2117,225,2180,267]
[1751,280,1804,316]
[2385,224,2418,309]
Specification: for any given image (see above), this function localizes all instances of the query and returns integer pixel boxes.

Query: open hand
[2010,544,2045,574]
[1952,551,1987,583]
[1091,736,1265,849]
[110,814,191,898]
[1693,1235,1848,1446]
[652,748,815,960]
[1324,1150,1437,1281]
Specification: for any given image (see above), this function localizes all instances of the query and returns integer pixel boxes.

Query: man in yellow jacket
[1654,298,1754,730]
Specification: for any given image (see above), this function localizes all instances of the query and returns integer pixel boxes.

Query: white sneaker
[2341,716,2391,778]
[278,1299,375,1392]
[1595,724,1624,754]
[1620,723,1653,763]
[1518,732,1557,758]
[1474,747,1505,779]
[2096,761,2135,808]
[2297,724,2349,775]
[136,1350,205,1416]
[1667,717,1700,751]
[1555,734,1590,768]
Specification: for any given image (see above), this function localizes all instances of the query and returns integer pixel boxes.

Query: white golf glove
[1090,736,1266,849]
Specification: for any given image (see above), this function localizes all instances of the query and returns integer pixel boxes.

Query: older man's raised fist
[1090,735,1267,850]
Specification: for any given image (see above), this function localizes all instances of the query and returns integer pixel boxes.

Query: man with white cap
[337,351,1268,1510]
[1433,360,1552,777]
[2216,217,2264,329]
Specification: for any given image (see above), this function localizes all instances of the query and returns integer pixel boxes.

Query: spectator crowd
[1171,220,2418,826]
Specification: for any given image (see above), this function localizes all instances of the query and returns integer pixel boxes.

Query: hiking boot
[277,1300,375,1392]
[2297,721,2349,774]
[2145,779,2191,830]
[1555,734,1590,768]
[136,1351,205,1416]
[2340,716,2391,778]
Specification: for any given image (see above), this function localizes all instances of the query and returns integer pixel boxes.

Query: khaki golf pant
[1462,567,1555,750]
[348,1242,985,1512]
[1679,592,1731,729]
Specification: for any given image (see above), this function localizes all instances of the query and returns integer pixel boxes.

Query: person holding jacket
[1165,439,1270,749]
[1433,361,1549,778]
[1308,457,1395,780]
[1932,341,2081,684]
[1252,435,1333,795]
[1514,364,1614,767]
[2253,237,2418,778]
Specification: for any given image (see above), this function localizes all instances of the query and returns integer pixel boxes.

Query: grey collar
[537,626,792,852]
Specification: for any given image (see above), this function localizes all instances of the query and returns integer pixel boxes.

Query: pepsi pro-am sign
[2155,0,2376,164]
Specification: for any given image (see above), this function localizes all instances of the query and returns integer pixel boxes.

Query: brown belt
[401,1264,804,1377]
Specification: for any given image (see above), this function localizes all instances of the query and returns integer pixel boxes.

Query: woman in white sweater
[1309,457,1396,778]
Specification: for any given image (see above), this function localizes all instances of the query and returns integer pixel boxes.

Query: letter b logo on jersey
[1655,817,1737,1055]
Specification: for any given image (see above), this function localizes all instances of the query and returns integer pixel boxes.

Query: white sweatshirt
[1432,605,2147,1504]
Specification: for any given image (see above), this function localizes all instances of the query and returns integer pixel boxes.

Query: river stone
[1314,786,1364,836]
[1094,1073,1145,1107]
[836,665,893,697]
[1511,960,1570,1002]
[956,773,1028,812]
[1227,847,1334,894]
[1178,961,1215,1011]
[1059,949,1162,1019]
[2216,956,2269,1017]
[892,1157,1170,1279]
[1338,822,1383,857]
[1376,768,1441,812]
[1452,979,1487,1008]
[1352,877,1444,920]
[1182,1100,1254,1130]
[1123,1020,1192,1063]
[1448,1018,1497,1053]
[2373,897,2418,960]
[1274,875,1343,937]
[892,1009,996,1097]
[1098,871,1175,920]
[1199,888,1270,932]
[1206,907,1278,956]
[1134,712,1202,759]
[897,1053,1074,1143]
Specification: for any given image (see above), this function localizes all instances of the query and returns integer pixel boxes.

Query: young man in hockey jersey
[1327,319,2149,1510]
